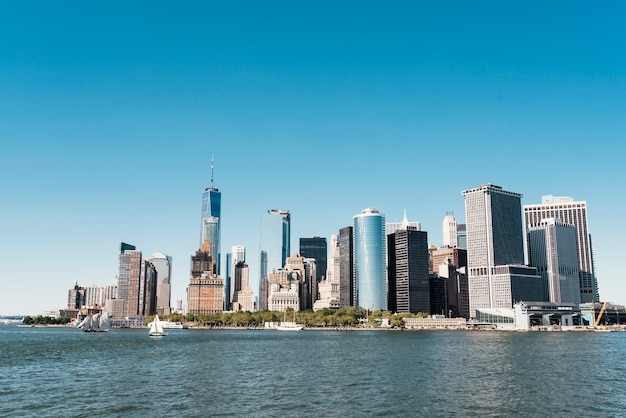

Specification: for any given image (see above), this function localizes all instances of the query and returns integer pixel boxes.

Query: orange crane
[594,302,608,328]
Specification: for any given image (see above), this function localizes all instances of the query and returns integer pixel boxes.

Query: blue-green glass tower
[353,208,387,311]
[200,157,221,274]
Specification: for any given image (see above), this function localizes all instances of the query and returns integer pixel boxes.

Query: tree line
[22,315,71,325]
[148,307,430,328]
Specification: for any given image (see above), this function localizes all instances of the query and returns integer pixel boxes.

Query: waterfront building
[187,273,225,314]
[259,209,290,310]
[338,226,355,308]
[580,302,626,326]
[200,156,221,274]
[524,195,598,302]
[147,252,172,315]
[231,261,254,312]
[442,213,458,247]
[117,242,142,318]
[387,221,429,314]
[299,237,327,283]
[284,254,317,311]
[187,239,225,314]
[527,218,581,305]
[462,184,543,317]
[354,208,387,311]
[267,283,300,312]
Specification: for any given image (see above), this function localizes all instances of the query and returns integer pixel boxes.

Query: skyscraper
[338,226,354,308]
[231,261,254,312]
[227,245,246,310]
[117,242,142,318]
[442,213,458,247]
[527,218,581,304]
[146,252,172,315]
[387,226,429,314]
[187,239,224,314]
[200,156,221,274]
[524,195,598,302]
[299,237,327,283]
[462,184,542,317]
[353,208,387,311]
[258,209,291,310]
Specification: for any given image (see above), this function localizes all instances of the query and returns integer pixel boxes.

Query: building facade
[354,208,387,311]
[117,242,142,318]
[387,227,429,314]
[299,237,327,283]
[200,157,221,274]
[187,239,224,314]
[231,261,254,312]
[524,195,598,302]
[442,213,458,248]
[462,184,534,317]
[338,226,355,308]
[259,209,291,310]
[147,251,172,315]
[527,218,581,305]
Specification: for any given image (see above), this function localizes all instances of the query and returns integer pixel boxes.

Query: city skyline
[1,2,625,315]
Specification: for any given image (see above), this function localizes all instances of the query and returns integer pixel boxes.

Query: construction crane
[594,302,608,328]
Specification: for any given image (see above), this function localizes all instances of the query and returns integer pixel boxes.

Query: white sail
[76,315,89,329]
[91,313,100,332]
[99,312,111,331]
[149,315,166,337]
[82,315,93,331]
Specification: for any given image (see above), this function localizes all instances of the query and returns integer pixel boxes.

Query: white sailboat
[149,315,167,337]
[277,310,304,331]
[76,311,110,332]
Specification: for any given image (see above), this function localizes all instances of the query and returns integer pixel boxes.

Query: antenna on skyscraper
[210,155,215,189]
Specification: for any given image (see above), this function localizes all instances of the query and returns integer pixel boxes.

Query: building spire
[210,155,215,189]
[402,209,409,228]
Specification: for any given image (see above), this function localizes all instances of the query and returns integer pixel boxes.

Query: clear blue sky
[1,2,625,315]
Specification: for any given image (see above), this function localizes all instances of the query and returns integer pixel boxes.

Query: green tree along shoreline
[147,307,430,328]
[22,315,71,325]
[20,308,430,328]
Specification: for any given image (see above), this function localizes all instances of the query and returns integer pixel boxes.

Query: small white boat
[149,315,167,337]
[277,310,304,331]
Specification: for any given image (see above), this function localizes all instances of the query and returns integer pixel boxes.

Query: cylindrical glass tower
[353,208,387,311]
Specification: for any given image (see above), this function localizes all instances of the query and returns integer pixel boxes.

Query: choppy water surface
[1,326,624,417]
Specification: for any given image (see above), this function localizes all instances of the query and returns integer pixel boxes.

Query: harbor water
[1,325,625,417]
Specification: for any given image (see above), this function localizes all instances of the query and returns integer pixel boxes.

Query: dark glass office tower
[338,226,354,308]
[387,228,429,314]
[299,237,327,283]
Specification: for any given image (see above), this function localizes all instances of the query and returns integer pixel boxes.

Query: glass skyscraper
[353,208,387,312]
[299,237,327,283]
[258,209,290,310]
[524,195,598,303]
[200,158,221,274]
[463,184,542,317]
[527,218,581,305]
